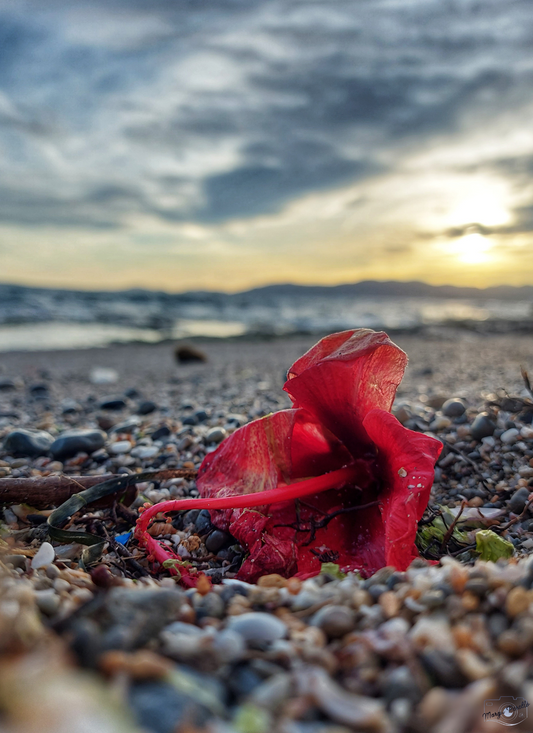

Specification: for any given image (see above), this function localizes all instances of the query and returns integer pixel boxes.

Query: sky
[1,0,533,292]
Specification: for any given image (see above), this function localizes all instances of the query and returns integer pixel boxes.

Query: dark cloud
[1,0,533,228]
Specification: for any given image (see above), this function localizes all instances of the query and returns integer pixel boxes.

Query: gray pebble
[35,589,60,616]
[509,487,530,514]
[442,398,466,418]
[211,629,246,663]
[419,590,445,608]
[227,612,287,645]
[193,592,225,619]
[4,554,27,570]
[205,427,227,444]
[312,605,356,638]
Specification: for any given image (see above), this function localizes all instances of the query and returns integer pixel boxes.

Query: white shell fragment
[31,541,55,569]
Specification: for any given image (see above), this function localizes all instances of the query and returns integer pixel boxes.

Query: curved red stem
[135,463,359,584]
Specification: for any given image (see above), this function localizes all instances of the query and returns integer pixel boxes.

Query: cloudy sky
[1,0,533,291]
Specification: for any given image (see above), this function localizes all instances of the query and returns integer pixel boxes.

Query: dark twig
[441,500,466,552]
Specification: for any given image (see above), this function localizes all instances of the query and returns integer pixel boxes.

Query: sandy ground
[1,329,533,407]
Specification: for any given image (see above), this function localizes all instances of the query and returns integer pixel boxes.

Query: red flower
[136,329,442,584]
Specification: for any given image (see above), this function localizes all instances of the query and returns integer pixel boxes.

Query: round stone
[312,605,356,638]
[501,428,519,445]
[205,427,227,444]
[137,400,157,415]
[35,589,60,616]
[227,612,287,645]
[470,413,496,441]
[205,530,232,554]
[442,399,466,418]
[4,429,54,457]
[509,487,530,515]
[50,429,106,460]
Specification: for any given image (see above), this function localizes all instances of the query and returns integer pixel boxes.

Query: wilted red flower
[136,329,441,584]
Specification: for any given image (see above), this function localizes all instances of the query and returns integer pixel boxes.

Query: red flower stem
[136,463,359,536]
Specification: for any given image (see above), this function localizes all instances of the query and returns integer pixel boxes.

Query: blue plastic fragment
[115,531,132,546]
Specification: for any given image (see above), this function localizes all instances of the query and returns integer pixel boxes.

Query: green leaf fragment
[475,529,514,561]
[234,704,271,733]
[320,562,346,580]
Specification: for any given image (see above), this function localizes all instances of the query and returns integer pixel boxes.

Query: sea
[0,285,532,352]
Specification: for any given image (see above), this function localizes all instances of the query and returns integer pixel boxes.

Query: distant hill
[237,280,533,301]
[1,279,532,302]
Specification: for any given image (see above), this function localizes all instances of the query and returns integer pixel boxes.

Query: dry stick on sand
[0,469,197,508]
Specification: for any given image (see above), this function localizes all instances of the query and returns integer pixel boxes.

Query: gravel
[2,330,533,733]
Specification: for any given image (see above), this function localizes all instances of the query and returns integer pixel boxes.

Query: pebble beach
[2,329,533,733]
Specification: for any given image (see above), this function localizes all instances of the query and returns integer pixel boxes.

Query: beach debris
[136,329,441,583]
[174,343,207,363]
[475,529,514,561]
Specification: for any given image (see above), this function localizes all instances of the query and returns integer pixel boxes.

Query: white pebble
[109,440,132,454]
[89,367,118,385]
[501,428,519,444]
[521,426,533,440]
[31,542,55,570]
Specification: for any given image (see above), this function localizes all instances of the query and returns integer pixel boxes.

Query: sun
[454,231,494,265]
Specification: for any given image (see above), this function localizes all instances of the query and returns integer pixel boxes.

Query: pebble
[227,612,287,645]
[501,428,520,444]
[442,398,466,417]
[205,427,227,444]
[31,542,55,569]
[470,412,496,440]
[99,395,128,410]
[131,445,160,460]
[506,587,531,617]
[137,400,157,415]
[50,429,106,460]
[312,605,356,638]
[3,429,54,457]
[429,415,452,431]
[509,487,530,514]
[175,344,207,363]
[205,529,231,554]
[110,440,133,454]
[35,589,60,616]
[151,425,171,441]
[89,367,118,384]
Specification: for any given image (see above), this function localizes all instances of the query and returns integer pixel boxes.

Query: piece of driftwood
[0,469,197,508]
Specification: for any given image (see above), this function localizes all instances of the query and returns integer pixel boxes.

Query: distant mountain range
[1,279,533,302]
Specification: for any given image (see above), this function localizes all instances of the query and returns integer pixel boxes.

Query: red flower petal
[363,409,443,570]
[284,329,407,456]
[137,330,441,585]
